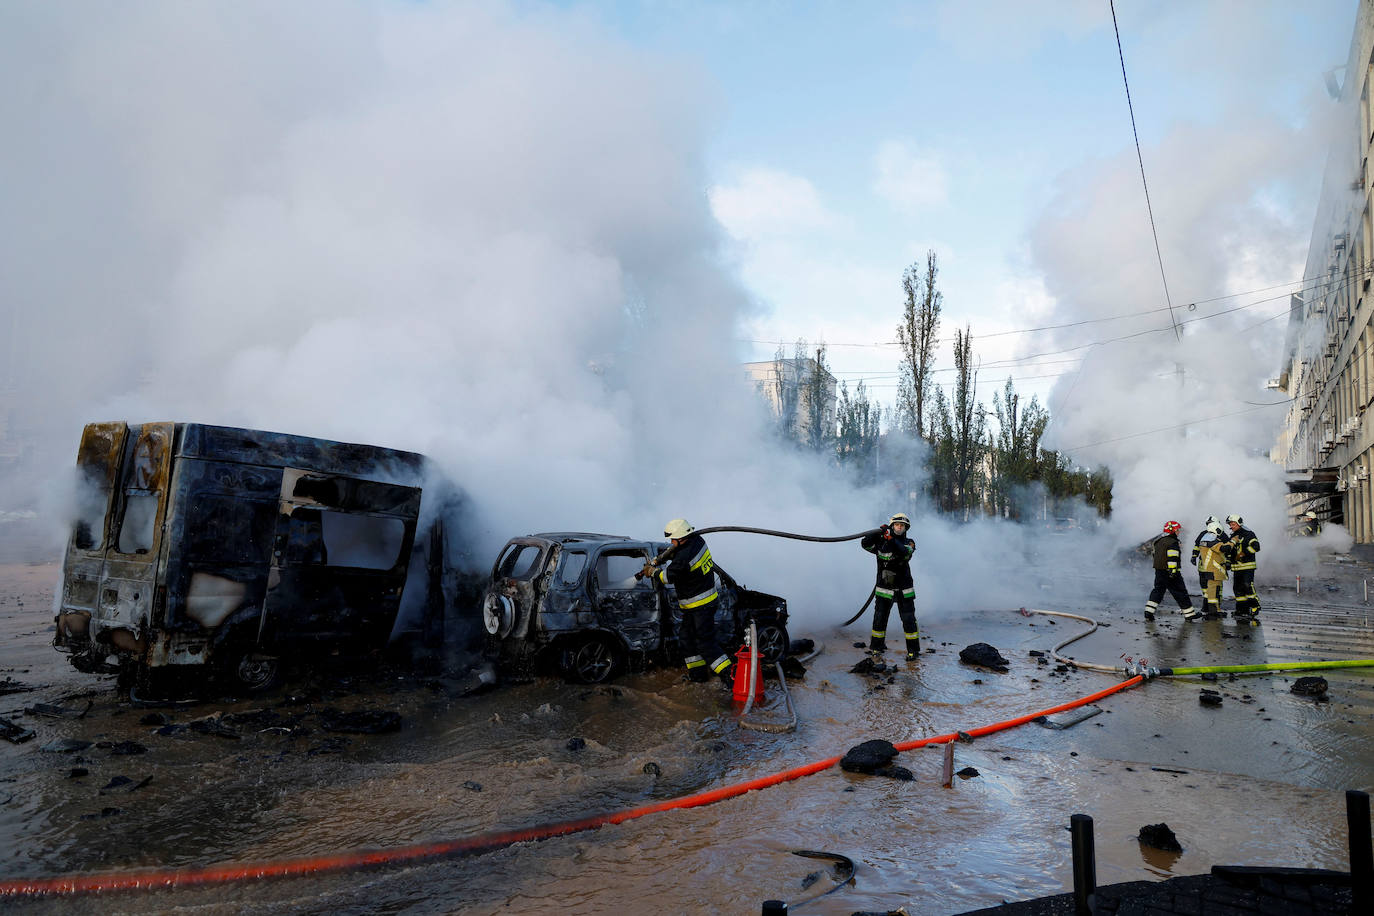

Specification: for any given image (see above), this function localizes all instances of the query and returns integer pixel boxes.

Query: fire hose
[1023,606,1374,679]
[645,525,882,626]
[0,675,1141,898]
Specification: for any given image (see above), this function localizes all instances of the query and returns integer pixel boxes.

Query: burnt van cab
[54,422,428,692]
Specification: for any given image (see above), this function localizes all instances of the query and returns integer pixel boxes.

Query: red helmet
[1163,520,1182,534]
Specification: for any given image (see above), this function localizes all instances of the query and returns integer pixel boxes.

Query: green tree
[896,250,942,439]
[989,377,1048,520]
[801,343,834,453]
[948,327,986,516]
[836,377,881,482]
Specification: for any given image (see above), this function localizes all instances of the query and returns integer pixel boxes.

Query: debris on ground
[100,775,153,794]
[0,716,36,744]
[1199,689,1223,707]
[79,806,123,820]
[566,737,586,751]
[1290,676,1329,698]
[24,701,92,719]
[642,762,662,776]
[1138,822,1183,852]
[959,643,1009,671]
[99,740,148,755]
[319,708,402,734]
[0,677,36,697]
[957,766,980,778]
[840,739,898,774]
[40,738,92,753]
[462,780,483,792]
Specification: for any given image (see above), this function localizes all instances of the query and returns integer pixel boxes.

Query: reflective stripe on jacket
[657,532,718,609]
[1152,534,1182,572]
[1221,526,1260,572]
[861,531,915,589]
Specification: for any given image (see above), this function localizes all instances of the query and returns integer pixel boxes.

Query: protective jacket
[1220,526,1260,572]
[656,532,718,610]
[861,530,915,589]
[1192,532,1229,579]
[1152,534,1183,572]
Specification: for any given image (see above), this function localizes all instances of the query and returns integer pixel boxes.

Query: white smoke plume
[0,1,916,630]
[1030,13,1356,577]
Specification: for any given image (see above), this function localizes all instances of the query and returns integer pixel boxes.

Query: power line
[1055,403,1291,455]
[1110,0,1179,342]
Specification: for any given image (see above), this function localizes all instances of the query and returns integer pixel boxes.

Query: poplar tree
[896,250,942,439]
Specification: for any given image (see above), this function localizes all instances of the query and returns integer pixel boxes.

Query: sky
[0,1,1361,624]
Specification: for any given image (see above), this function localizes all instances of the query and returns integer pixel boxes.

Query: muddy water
[3,558,1373,915]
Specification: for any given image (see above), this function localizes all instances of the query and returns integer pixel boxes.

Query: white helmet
[889,512,911,528]
[663,518,694,539]
[1226,514,1243,526]
[1206,516,1223,535]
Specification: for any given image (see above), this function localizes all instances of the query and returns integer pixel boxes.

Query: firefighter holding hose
[642,519,734,685]
[861,512,920,660]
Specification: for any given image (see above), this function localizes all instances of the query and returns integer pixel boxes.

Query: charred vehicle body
[53,422,454,691]
[481,532,790,684]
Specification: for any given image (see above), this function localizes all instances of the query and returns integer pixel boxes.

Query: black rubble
[959,643,1010,671]
[840,739,899,774]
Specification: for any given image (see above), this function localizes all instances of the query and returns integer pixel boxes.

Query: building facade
[1275,0,1374,542]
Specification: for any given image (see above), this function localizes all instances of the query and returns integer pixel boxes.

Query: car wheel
[230,651,281,693]
[754,622,790,664]
[562,635,622,685]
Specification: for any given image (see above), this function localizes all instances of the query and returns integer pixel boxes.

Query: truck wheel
[562,635,622,685]
[755,622,790,664]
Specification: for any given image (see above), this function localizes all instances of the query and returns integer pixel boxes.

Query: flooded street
[3,556,1374,915]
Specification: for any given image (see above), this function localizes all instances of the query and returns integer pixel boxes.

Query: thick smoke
[1031,24,1356,576]
[0,1,922,628]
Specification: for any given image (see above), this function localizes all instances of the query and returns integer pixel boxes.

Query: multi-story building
[743,356,837,444]
[1275,0,1374,545]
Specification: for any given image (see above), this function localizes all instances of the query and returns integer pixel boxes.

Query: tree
[948,327,986,516]
[988,377,1048,520]
[836,378,881,482]
[896,250,942,439]
[769,343,799,442]
[801,343,834,453]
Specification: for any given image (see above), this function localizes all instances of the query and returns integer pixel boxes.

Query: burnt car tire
[561,635,623,685]
[754,622,790,664]
[228,651,281,693]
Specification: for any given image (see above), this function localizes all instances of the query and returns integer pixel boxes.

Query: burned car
[481,532,790,684]
[52,421,458,693]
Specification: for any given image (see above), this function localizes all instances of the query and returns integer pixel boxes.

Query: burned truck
[481,532,790,684]
[53,421,451,692]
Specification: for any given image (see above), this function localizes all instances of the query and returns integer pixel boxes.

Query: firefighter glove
[880,524,891,539]
[637,561,656,581]
[1190,555,1197,565]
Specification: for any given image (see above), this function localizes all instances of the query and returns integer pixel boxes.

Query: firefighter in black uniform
[1218,514,1261,625]
[1145,520,1197,621]
[860,512,920,660]
[646,518,733,684]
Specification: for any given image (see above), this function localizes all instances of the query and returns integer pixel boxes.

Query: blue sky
[555,1,1358,412]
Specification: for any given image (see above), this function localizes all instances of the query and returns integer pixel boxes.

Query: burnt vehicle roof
[528,532,638,545]
[176,423,426,480]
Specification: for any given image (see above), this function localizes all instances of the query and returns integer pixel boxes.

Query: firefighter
[860,512,920,660]
[1218,514,1261,624]
[1190,516,1229,619]
[646,519,733,684]
[1145,520,1197,621]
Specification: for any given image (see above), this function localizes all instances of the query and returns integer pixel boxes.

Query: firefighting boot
[1181,606,1200,621]
[868,636,887,658]
[905,637,920,661]
[1143,601,1158,621]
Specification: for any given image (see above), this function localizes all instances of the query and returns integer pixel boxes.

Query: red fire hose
[0,675,1142,897]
